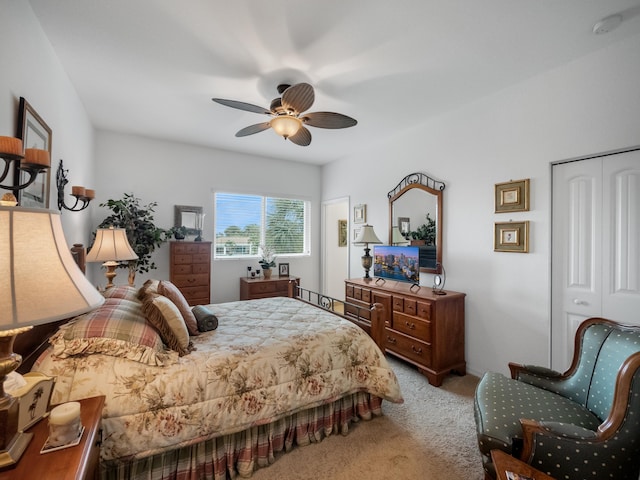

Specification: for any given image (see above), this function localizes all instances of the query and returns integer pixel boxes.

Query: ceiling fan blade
[287,126,312,146]
[303,112,358,129]
[281,83,314,115]
[212,98,271,115]
[235,122,271,137]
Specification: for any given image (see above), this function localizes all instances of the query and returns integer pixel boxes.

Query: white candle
[49,402,81,425]
[48,401,82,447]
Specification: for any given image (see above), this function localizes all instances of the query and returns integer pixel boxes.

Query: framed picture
[174,205,203,235]
[353,204,366,224]
[278,263,289,277]
[494,221,529,253]
[338,219,347,247]
[353,227,361,241]
[495,179,529,213]
[398,216,410,237]
[16,97,52,208]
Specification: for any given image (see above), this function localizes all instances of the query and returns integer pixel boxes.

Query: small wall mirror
[388,172,444,273]
[175,205,203,235]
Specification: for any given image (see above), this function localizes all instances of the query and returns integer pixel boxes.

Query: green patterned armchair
[474,318,640,480]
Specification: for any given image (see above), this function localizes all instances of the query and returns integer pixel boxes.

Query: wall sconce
[0,136,51,197]
[56,159,95,212]
[353,224,382,279]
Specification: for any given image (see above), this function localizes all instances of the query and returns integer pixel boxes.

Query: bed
[23,279,403,480]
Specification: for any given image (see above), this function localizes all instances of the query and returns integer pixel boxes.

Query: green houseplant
[409,213,436,245]
[94,193,170,285]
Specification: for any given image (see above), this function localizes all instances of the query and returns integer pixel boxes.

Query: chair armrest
[519,419,599,461]
[509,362,563,380]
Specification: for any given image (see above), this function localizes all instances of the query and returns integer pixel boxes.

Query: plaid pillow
[102,285,139,302]
[49,297,175,366]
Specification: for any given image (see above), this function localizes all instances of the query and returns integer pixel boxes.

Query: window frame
[213,191,311,261]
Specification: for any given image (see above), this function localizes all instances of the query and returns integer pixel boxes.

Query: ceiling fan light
[270,116,302,139]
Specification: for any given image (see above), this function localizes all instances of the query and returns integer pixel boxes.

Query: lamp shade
[353,224,383,245]
[270,116,302,139]
[86,227,138,263]
[391,226,410,245]
[0,206,105,328]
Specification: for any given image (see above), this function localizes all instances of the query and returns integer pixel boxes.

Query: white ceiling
[28,0,640,165]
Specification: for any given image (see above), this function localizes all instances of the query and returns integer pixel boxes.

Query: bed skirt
[102,391,383,480]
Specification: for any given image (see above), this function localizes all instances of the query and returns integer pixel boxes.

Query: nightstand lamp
[353,224,382,279]
[0,206,105,467]
[86,227,138,289]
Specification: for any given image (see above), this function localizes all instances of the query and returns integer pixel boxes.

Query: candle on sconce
[71,186,86,197]
[0,136,23,156]
[23,148,51,167]
[84,189,95,199]
[48,401,82,447]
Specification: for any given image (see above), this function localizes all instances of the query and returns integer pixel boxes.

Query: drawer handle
[405,321,416,330]
[411,345,423,355]
[386,336,397,344]
[187,278,196,283]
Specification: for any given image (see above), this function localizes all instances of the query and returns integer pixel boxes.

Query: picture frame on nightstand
[279,263,289,276]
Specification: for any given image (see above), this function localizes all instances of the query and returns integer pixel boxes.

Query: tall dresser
[169,241,211,305]
[345,278,466,386]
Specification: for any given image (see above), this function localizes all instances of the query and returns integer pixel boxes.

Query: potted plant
[94,193,171,286]
[409,213,436,246]
[258,244,276,279]
[168,226,188,240]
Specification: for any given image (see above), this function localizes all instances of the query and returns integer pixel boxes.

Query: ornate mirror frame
[388,172,445,274]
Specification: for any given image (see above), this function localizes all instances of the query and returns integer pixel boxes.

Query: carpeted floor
[251,356,485,479]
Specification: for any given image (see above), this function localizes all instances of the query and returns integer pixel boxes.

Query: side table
[0,395,105,480]
[240,276,300,300]
[491,449,556,480]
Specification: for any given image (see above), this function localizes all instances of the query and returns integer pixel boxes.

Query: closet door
[551,149,640,371]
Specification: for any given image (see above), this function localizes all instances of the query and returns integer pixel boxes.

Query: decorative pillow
[158,280,200,336]
[192,305,218,332]
[49,297,175,366]
[103,285,139,302]
[137,279,160,301]
[142,294,192,356]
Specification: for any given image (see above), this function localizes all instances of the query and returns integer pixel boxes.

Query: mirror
[174,205,203,235]
[388,172,444,273]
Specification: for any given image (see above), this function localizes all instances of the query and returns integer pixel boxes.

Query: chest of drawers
[345,278,465,386]
[169,241,211,305]
[240,276,300,300]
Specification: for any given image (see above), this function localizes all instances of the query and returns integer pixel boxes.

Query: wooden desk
[492,449,555,480]
[0,396,105,480]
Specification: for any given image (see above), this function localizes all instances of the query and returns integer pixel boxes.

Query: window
[214,192,309,259]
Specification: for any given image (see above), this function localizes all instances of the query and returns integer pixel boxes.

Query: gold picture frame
[353,204,366,224]
[495,179,529,213]
[494,221,529,253]
[338,219,347,247]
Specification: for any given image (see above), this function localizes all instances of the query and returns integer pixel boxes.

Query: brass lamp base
[0,431,33,467]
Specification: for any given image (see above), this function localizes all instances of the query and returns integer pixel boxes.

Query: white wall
[323,32,640,377]
[1,0,95,244]
[92,131,322,302]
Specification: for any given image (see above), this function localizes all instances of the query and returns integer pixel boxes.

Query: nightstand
[240,276,300,300]
[0,395,105,480]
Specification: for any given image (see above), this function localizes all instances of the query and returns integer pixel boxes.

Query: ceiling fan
[212,83,357,146]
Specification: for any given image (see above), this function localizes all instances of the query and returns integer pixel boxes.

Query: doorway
[321,197,350,300]
[551,147,640,370]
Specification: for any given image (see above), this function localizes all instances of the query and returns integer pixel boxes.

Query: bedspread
[35,297,403,462]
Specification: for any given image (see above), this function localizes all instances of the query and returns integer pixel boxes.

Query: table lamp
[353,224,382,279]
[0,206,105,466]
[86,227,138,289]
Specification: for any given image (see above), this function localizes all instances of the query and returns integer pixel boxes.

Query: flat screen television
[373,245,419,283]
